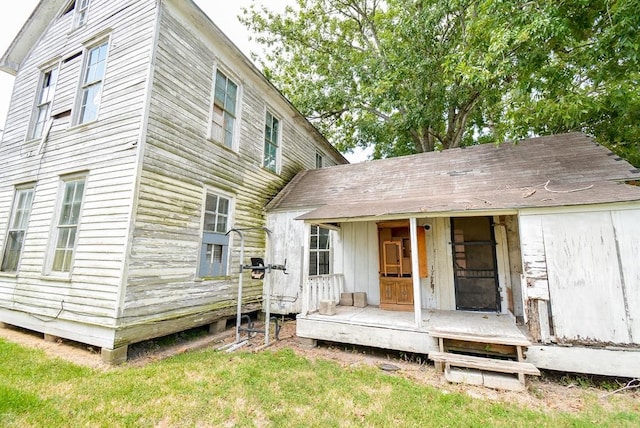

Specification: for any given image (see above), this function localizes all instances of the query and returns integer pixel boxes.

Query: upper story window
[64,0,91,28]
[315,151,324,169]
[211,70,238,149]
[1,186,35,273]
[77,41,108,125]
[51,176,86,273]
[263,111,280,173]
[31,67,59,140]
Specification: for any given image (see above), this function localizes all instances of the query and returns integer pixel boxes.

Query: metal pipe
[263,227,272,346]
[227,226,276,346]
[226,228,245,342]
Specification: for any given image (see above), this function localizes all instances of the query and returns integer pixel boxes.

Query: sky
[0,0,369,162]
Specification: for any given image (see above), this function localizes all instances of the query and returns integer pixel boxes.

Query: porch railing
[302,274,344,315]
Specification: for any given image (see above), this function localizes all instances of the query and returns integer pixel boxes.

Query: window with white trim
[73,0,91,28]
[51,177,86,273]
[199,193,231,277]
[1,186,35,273]
[211,70,238,148]
[78,41,108,124]
[31,67,58,140]
[315,151,324,169]
[263,111,280,173]
[309,225,331,275]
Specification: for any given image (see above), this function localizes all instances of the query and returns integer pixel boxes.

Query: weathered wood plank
[429,351,540,375]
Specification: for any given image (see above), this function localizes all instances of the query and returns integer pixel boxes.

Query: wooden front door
[377,221,427,311]
[451,217,501,312]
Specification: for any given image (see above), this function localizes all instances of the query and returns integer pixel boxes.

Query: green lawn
[1,338,638,427]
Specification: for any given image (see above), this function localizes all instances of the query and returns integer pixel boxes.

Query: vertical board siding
[610,209,640,342]
[504,215,524,319]
[543,211,629,343]
[519,216,550,300]
[0,0,157,346]
[341,222,380,304]
[521,209,639,345]
[265,211,308,314]
[432,217,455,310]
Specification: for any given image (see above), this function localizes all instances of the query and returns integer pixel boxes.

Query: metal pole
[231,229,245,343]
[263,227,272,346]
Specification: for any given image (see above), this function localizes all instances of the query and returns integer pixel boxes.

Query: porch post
[300,222,312,316]
[410,217,423,328]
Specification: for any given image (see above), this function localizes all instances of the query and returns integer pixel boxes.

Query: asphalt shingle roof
[267,133,640,221]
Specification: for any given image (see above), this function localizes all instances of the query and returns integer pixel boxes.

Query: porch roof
[267,133,640,221]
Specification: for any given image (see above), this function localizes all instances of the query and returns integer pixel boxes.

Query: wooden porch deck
[297,306,530,355]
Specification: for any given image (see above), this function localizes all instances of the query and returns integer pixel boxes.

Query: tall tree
[242,0,640,164]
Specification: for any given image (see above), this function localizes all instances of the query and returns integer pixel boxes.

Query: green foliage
[2,338,639,426]
[241,0,640,163]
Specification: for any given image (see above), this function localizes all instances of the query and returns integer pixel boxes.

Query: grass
[1,338,638,427]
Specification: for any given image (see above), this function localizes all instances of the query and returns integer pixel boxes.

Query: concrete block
[298,337,318,349]
[44,333,61,343]
[101,345,129,365]
[319,300,336,315]
[339,292,353,306]
[445,367,483,386]
[353,292,367,308]
[209,318,227,334]
[483,372,525,391]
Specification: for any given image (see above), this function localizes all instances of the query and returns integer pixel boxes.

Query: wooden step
[429,351,540,376]
[429,329,531,347]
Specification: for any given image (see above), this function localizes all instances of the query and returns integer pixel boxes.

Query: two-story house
[0,0,346,363]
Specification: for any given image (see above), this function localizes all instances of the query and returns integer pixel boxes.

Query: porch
[297,305,531,356]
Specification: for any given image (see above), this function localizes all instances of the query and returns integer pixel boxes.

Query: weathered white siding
[341,222,380,303]
[265,211,307,314]
[520,206,640,345]
[0,0,159,348]
[120,0,344,331]
[1,0,345,350]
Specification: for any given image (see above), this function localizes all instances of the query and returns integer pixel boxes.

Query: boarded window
[1,187,35,272]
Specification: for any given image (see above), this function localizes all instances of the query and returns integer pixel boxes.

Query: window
[309,225,330,275]
[73,0,91,28]
[78,41,108,124]
[31,67,58,140]
[315,151,324,169]
[1,187,35,272]
[199,193,231,277]
[211,70,238,148]
[52,178,86,273]
[263,111,280,172]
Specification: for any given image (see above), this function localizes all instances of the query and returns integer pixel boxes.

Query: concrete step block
[483,372,525,392]
[353,292,367,308]
[339,293,353,306]
[319,300,336,315]
[444,367,483,386]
